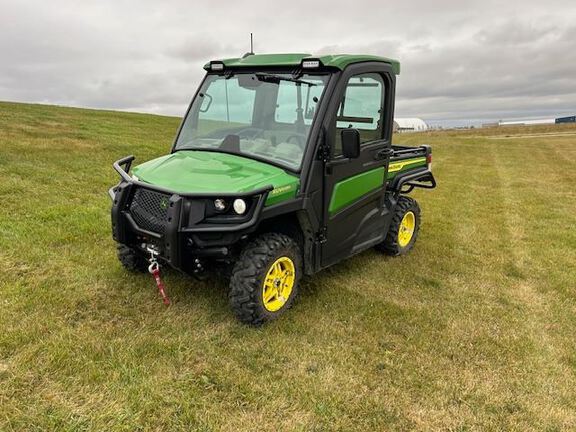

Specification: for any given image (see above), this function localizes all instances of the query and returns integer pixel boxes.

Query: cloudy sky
[1,0,575,125]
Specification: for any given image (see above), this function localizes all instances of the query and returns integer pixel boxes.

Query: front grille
[129,188,171,234]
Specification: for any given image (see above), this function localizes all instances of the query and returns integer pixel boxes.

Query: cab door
[320,64,395,267]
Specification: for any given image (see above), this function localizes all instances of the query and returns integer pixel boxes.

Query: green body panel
[204,53,400,75]
[329,157,427,215]
[132,151,299,206]
[329,167,385,215]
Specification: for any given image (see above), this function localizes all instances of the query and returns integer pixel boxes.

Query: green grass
[1,101,575,431]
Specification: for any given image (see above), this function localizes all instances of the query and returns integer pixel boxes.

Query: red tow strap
[151,267,170,305]
[148,257,170,306]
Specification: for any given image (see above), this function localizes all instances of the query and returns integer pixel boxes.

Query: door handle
[374,148,393,160]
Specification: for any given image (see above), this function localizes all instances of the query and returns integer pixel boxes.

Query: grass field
[1,101,575,431]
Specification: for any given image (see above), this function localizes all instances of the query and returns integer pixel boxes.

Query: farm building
[499,118,555,126]
[482,116,575,128]
[498,115,576,126]
[556,116,576,124]
[393,118,429,133]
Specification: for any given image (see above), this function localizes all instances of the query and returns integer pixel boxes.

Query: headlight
[233,198,247,215]
[213,198,226,211]
[203,196,255,222]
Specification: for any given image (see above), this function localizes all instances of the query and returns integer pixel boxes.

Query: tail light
[426,154,432,171]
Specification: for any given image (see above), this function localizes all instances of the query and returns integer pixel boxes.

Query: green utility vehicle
[110,53,436,324]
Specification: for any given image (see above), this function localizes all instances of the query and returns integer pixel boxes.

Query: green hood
[131,151,299,206]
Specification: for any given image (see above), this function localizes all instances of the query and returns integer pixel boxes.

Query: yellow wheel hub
[398,211,415,247]
[262,257,295,312]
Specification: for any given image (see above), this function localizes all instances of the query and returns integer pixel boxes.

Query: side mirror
[341,128,360,159]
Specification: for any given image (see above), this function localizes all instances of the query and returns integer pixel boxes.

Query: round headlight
[233,198,247,215]
[214,198,226,211]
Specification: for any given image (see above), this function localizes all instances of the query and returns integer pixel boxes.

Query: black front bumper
[110,155,272,271]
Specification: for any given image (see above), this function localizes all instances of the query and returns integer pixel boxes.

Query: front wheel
[229,233,302,325]
[117,244,149,272]
[376,196,421,256]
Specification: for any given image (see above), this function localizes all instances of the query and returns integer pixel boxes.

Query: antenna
[242,33,255,58]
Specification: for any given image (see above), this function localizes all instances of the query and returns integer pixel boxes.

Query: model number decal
[388,157,426,173]
[270,185,294,195]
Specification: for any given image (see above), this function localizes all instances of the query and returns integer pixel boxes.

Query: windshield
[174,72,329,170]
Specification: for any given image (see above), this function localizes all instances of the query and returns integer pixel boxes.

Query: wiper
[255,73,317,86]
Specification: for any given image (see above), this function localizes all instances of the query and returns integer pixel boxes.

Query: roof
[203,53,401,75]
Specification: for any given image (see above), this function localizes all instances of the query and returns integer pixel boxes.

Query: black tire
[376,196,421,256]
[229,233,302,325]
[117,244,148,273]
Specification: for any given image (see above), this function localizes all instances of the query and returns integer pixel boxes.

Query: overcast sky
[1,0,575,125]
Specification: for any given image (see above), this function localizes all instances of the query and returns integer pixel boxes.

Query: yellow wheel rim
[398,211,415,248]
[262,257,295,312]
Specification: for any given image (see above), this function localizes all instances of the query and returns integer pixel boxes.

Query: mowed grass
[1,101,575,431]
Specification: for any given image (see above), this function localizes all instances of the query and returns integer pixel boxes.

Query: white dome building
[394,118,429,133]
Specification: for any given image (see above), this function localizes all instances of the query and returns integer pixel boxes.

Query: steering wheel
[236,127,265,140]
[285,134,306,149]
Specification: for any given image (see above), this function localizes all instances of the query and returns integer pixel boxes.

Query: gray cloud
[0,0,575,124]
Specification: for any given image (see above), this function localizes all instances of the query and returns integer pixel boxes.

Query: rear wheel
[229,233,301,325]
[117,244,148,273]
[377,196,421,256]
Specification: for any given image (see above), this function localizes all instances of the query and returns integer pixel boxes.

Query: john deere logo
[159,198,169,210]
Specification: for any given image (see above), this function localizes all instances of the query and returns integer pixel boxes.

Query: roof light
[210,61,225,71]
[301,59,322,69]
